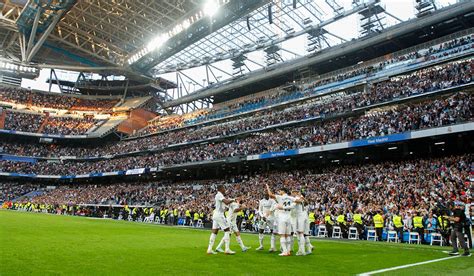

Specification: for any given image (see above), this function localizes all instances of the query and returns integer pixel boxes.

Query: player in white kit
[266,184,302,256]
[291,190,312,255]
[207,185,236,255]
[215,197,251,252]
[256,194,277,251]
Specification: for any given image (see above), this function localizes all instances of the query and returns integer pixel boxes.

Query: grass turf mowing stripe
[2,210,472,275]
[357,255,461,275]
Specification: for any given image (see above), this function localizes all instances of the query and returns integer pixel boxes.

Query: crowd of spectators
[2,154,471,236]
[4,111,42,133]
[139,53,471,136]
[0,86,119,111]
[0,91,471,175]
[0,182,39,202]
[167,34,473,128]
[0,58,471,159]
[2,111,100,135]
[43,115,100,135]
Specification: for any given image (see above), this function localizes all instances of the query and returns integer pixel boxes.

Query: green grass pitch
[0,210,472,275]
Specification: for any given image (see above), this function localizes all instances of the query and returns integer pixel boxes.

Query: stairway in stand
[0,111,6,129]
[37,114,50,133]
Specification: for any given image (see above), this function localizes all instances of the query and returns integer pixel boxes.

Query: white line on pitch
[357,255,460,275]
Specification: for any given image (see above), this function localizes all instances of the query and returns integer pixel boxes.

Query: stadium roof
[0,0,201,67]
[0,0,413,71]
[0,0,471,103]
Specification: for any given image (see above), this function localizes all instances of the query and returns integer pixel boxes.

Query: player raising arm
[256,194,277,251]
[291,190,313,255]
[207,185,235,255]
[266,184,301,256]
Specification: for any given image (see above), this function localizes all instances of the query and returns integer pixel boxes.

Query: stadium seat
[348,227,359,240]
[386,231,399,243]
[264,226,271,234]
[154,216,160,224]
[241,221,247,231]
[332,226,342,239]
[367,229,378,241]
[457,234,471,249]
[317,225,327,238]
[408,232,420,244]
[430,233,443,246]
[127,216,133,222]
[144,214,154,223]
[196,219,204,228]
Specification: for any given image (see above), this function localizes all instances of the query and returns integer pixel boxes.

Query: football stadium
[0,0,473,275]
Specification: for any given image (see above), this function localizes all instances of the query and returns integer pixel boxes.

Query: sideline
[357,255,461,275]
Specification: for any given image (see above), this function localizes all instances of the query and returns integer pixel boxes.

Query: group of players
[206,184,313,256]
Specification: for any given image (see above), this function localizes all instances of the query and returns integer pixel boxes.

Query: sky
[21,0,458,95]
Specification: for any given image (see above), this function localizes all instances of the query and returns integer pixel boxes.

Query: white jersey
[294,196,305,217]
[213,191,225,217]
[227,202,240,224]
[259,198,276,219]
[275,194,296,219]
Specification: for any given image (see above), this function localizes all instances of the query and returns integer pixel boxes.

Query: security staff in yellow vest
[173,208,179,225]
[124,205,130,220]
[132,207,138,220]
[325,211,334,237]
[413,211,425,243]
[185,209,192,226]
[237,210,244,230]
[164,209,170,224]
[309,211,316,235]
[353,210,364,240]
[392,211,404,242]
[373,210,384,241]
[193,211,200,227]
[337,212,348,238]
[438,214,450,245]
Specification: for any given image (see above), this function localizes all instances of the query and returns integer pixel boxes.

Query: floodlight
[203,0,219,17]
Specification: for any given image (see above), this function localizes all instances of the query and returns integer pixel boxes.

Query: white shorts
[296,215,308,233]
[272,217,279,233]
[290,217,297,234]
[229,220,239,233]
[278,215,292,235]
[212,214,229,230]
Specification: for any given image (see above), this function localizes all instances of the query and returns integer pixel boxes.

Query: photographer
[448,201,471,257]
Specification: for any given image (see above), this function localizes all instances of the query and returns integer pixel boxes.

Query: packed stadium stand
[0,1,473,273]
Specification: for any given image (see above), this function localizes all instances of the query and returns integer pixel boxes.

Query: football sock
[280,237,288,253]
[236,235,245,249]
[259,233,264,247]
[298,234,305,254]
[207,233,216,252]
[286,236,292,254]
[270,234,276,249]
[224,231,231,251]
[215,236,224,250]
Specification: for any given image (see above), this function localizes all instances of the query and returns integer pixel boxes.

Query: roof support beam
[26,9,65,62]
[24,8,41,62]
